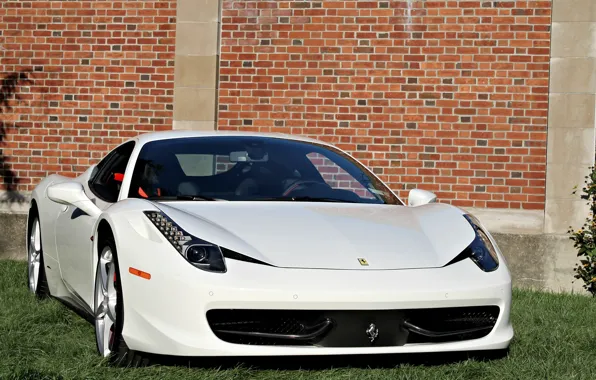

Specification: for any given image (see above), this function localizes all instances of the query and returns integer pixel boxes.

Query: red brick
[218,0,551,209]
[0,0,176,191]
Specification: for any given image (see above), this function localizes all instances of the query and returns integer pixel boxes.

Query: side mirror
[408,188,437,207]
[47,181,101,217]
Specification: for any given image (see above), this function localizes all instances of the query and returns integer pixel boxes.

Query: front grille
[405,306,500,343]
[206,306,500,347]
[206,310,328,345]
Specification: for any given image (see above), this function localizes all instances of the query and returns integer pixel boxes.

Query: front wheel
[27,215,49,298]
[94,235,150,367]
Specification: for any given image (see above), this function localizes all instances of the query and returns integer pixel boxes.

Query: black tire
[36,250,50,299]
[28,208,50,299]
[96,233,151,367]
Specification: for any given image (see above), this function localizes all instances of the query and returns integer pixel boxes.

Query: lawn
[1,260,596,380]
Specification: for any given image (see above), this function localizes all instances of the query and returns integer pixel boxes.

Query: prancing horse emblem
[366,323,379,343]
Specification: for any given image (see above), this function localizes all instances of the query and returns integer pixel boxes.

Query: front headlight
[144,211,226,273]
[462,214,499,272]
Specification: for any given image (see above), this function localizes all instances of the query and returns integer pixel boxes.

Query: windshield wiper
[148,195,219,201]
[253,196,358,203]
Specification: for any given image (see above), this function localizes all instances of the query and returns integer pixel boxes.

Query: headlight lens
[463,214,499,272]
[144,211,226,273]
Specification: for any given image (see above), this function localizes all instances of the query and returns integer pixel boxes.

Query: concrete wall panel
[172,0,221,130]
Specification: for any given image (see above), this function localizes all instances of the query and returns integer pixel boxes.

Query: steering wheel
[282,180,328,196]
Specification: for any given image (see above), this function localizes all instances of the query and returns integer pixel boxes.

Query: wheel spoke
[99,249,112,295]
[102,317,114,356]
[28,259,34,291]
[96,317,114,358]
[28,219,41,294]
[107,264,116,296]
[100,265,109,296]
[106,264,117,321]
[101,248,113,263]
[95,300,107,319]
[33,220,41,253]
[29,234,36,257]
[95,307,115,357]
[31,262,38,291]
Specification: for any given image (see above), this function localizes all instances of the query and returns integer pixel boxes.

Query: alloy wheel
[28,218,42,293]
[95,246,118,357]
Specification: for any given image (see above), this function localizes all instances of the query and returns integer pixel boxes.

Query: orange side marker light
[129,267,151,280]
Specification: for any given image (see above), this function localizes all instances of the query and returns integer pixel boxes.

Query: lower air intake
[207,306,500,347]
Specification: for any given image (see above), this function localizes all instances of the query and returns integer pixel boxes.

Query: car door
[56,141,135,308]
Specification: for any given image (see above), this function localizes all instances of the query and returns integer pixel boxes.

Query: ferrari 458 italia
[26,131,513,366]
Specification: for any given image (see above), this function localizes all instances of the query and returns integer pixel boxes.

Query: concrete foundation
[492,233,583,293]
[0,213,26,261]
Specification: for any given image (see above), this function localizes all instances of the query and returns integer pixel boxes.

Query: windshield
[127,136,402,205]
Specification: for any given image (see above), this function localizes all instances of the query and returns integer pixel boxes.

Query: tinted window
[89,141,135,203]
[128,136,401,205]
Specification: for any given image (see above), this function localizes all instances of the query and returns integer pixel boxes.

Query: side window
[89,142,135,203]
[306,152,376,200]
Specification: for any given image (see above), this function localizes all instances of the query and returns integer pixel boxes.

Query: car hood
[153,201,476,270]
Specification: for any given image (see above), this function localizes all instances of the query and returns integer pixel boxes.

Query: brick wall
[0,0,176,192]
[218,0,552,210]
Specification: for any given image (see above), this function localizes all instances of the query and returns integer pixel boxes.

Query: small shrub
[569,165,596,296]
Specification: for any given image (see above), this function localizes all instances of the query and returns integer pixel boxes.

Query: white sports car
[26,131,513,366]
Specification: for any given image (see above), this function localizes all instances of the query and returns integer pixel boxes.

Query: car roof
[129,130,326,147]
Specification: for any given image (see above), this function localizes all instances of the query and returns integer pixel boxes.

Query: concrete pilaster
[546,0,596,234]
[172,0,221,130]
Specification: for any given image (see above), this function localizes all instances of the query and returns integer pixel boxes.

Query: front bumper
[116,239,513,357]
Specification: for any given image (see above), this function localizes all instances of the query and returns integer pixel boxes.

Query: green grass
[1,260,596,380]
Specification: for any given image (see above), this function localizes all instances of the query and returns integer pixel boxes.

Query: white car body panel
[27,130,513,358]
[156,201,476,270]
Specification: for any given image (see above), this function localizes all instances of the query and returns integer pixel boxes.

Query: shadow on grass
[137,347,509,370]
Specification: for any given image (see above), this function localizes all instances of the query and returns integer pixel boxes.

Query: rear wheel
[94,234,150,367]
[27,214,49,298]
